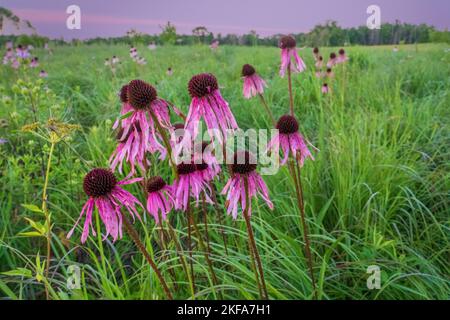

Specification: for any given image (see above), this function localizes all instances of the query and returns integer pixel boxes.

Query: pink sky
[3,0,449,39]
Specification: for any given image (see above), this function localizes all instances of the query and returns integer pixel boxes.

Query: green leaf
[2,268,32,278]
[21,203,43,214]
[18,231,44,237]
[120,111,133,120]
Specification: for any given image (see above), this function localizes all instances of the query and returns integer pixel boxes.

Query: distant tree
[160,21,177,45]
[192,26,210,44]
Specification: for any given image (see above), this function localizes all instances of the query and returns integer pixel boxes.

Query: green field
[0,43,448,300]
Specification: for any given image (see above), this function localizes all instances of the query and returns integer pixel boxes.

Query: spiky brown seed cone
[146,176,166,193]
[83,168,117,197]
[313,47,319,54]
[330,52,337,59]
[188,73,219,98]
[339,48,345,55]
[242,64,256,77]
[279,35,296,49]
[231,151,257,175]
[327,68,332,73]
[120,84,129,103]
[127,79,157,110]
[196,162,209,171]
[319,56,323,61]
[276,115,299,135]
[177,163,197,175]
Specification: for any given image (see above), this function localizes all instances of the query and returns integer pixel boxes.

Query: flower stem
[122,215,173,300]
[190,203,222,299]
[288,155,317,299]
[186,202,196,296]
[209,183,229,256]
[287,62,295,116]
[257,94,276,127]
[42,141,55,300]
[243,176,268,299]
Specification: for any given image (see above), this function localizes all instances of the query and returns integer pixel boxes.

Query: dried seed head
[330,52,337,60]
[279,35,296,49]
[83,168,117,197]
[177,163,197,175]
[276,115,299,135]
[128,79,157,110]
[327,68,332,73]
[146,176,166,193]
[339,48,345,55]
[188,73,219,98]
[231,151,257,175]
[119,84,129,103]
[313,47,319,54]
[242,64,256,77]
[319,56,323,61]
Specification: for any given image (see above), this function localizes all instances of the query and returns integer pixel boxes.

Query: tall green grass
[0,43,448,299]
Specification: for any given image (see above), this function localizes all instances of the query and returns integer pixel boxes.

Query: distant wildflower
[185,73,238,142]
[112,55,120,64]
[242,64,267,99]
[167,67,173,76]
[11,59,20,69]
[279,35,306,77]
[173,162,212,211]
[130,47,138,58]
[148,42,157,50]
[315,56,323,69]
[313,47,320,60]
[326,68,334,78]
[0,138,7,144]
[104,58,110,66]
[321,83,329,94]
[67,168,143,243]
[210,40,219,51]
[39,70,48,78]
[267,115,315,166]
[337,49,349,63]
[146,176,175,223]
[16,45,30,59]
[222,151,273,219]
[30,57,39,68]
[327,52,337,68]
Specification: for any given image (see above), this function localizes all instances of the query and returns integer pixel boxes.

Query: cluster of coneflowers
[313,47,349,94]
[67,34,342,300]
[2,42,48,77]
[129,46,147,65]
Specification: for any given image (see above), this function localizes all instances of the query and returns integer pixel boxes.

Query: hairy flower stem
[147,109,178,179]
[288,155,317,299]
[122,215,173,300]
[243,176,268,300]
[287,62,295,116]
[42,141,55,300]
[257,94,276,127]
[201,194,211,254]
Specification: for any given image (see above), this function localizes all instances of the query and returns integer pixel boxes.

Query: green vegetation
[0,43,448,300]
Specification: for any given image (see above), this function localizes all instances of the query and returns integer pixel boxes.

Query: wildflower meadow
[0,39,448,301]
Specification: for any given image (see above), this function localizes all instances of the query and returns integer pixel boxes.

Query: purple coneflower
[195,141,221,183]
[185,73,238,142]
[315,56,323,69]
[30,57,39,68]
[39,70,48,78]
[173,162,212,211]
[167,67,173,76]
[337,48,349,63]
[222,151,273,219]
[279,35,306,77]
[146,176,175,223]
[16,45,30,59]
[321,83,329,94]
[67,168,143,243]
[242,64,267,99]
[327,52,337,68]
[313,47,320,61]
[268,115,315,167]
